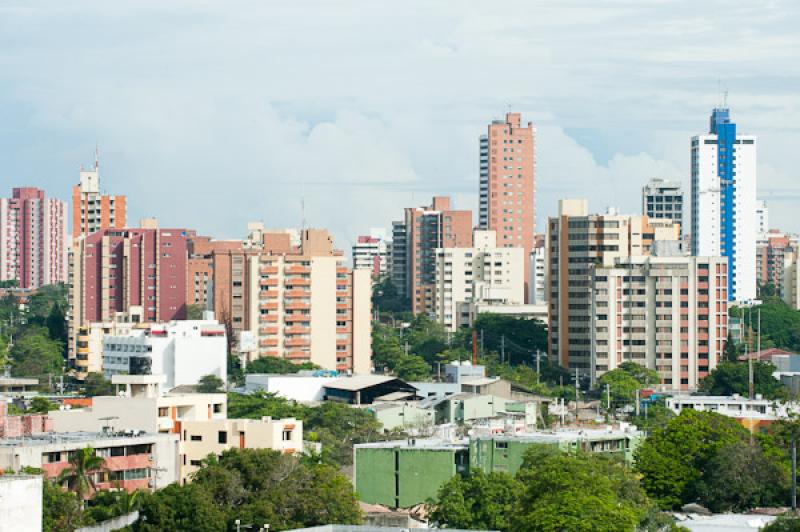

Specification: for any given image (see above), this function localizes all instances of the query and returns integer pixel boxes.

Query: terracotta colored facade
[71,163,127,239]
[756,230,796,291]
[186,234,243,310]
[480,113,536,299]
[0,187,67,288]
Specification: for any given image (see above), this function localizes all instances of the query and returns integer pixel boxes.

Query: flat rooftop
[355,438,468,451]
[0,430,174,448]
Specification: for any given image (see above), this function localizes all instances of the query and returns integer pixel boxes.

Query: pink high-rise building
[0,187,67,289]
[480,112,536,300]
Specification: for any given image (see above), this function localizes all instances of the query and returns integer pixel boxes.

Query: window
[190,460,202,466]
[495,441,508,449]
[282,430,293,441]
[218,431,227,444]
[190,435,202,441]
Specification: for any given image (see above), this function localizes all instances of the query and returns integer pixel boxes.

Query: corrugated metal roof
[325,375,408,391]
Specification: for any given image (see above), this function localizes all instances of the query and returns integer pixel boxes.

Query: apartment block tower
[642,179,684,233]
[68,223,188,370]
[479,112,536,299]
[691,107,757,302]
[392,196,472,315]
[432,230,525,331]
[352,228,391,280]
[0,187,67,288]
[71,158,127,239]
[212,227,372,374]
[546,199,681,373]
[756,230,797,294]
[593,255,728,390]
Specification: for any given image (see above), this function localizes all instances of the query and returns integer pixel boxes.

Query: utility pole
[480,329,484,357]
[574,368,580,424]
[404,341,409,356]
[501,335,505,365]
[635,388,640,417]
[535,350,541,382]
[793,430,797,513]
[606,384,611,411]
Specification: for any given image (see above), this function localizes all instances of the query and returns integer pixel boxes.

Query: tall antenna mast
[94,143,100,171]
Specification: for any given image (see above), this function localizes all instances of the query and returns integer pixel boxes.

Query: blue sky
[2,1,799,249]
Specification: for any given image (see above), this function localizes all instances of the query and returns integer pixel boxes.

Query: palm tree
[57,446,107,507]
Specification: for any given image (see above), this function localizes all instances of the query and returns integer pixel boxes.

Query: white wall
[0,476,42,532]
[244,374,336,402]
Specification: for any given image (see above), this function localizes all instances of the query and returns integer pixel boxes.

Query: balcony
[260,266,279,275]
[260,326,279,335]
[285,338,310,348]
[260,290,279,298]
[260,302,279,311]
[284,314,310,322]
[285,277,311,286]
[260,278,279,287]
[284,290,310,299]
[286,350,310,360]
[285,326,310,335]
[285,264,310,275]
[285,302,310,311]
[261,314,279,322]
[260,338,279,347]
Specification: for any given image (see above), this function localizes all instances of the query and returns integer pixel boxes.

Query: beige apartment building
[783,250,800,310]
[593,255,728,390]
[213,226,371,373]
[546,199,681,374]
[433,230,525,331]
[71,306,148,380]
[179,417,303,483]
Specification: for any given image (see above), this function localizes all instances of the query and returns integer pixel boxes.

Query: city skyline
[1,2,798,250]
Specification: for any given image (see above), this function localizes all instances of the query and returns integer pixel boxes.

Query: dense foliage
[732,297,800,353]
[197,374,225,393]
[134,449,361,531]
[244,356,319,375]
[598,361,661,409]
[430,445,675,532]
[635,410,788,511]
[699,361,787,399]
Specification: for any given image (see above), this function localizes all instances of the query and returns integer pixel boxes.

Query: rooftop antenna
[94,143,100,171]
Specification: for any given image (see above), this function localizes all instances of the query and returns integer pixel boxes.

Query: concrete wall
[0,475,42,532]
[244,374,336,402]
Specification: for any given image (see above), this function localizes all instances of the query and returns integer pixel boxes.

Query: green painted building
[354,440,468,508]
[354,427,642,508]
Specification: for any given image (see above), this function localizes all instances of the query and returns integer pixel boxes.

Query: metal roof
[325,375,413,391]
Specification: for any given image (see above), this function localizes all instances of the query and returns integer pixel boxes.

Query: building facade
[756,200,769,236]
[0,187,67,288]
[68,224,189,363]
[756,230,796,294]
[546,199,681,373]
[691,107,757,302]
[592,255,728,390]
[392,196,472,315]
[71,160,127,239]
[432,230,525,331]
[529,233,546,304]
[642,178,684,232]
[102,319,227,389]
[212,227,371,373]
[352,229,391,280]
[479,112,536,299]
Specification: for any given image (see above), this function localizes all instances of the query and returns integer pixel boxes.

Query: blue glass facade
[710,108,736,300]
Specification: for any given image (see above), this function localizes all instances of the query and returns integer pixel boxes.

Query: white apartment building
[528,238,546,304]
[102,319,227,389]
[433,230,525,331]
[593,255,728,390]
[691,107,757,302]
[351,228,391,279]
[756,200,769,236]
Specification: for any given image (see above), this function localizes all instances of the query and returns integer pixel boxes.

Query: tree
[134,482,227,532]
[429,470,522,532]
[700,361,786,400]
[29,396,57,413]
[473,313,548,365]
[186,303,205,320]
[57,447,107,505]
[699,440,786,512]
[763,516,800,531]
[635,410,751,509]
[86,488,143,523]
[631,398,675,434]
[82,373,114,397]
[10,329,64,379]
[372,277,410,313]
[43,479,86,532]
[197,374,224,393]
[722,331,740,362]
[392,354,430,381]
[512,445,653,532]
[245,356,319,375]
[598,361,660,409]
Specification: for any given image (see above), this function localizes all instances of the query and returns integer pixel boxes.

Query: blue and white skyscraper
[691,107,757,302]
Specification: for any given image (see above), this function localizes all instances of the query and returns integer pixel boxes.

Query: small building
[0,475,42,532]
[354,439,469,508]
[424,393,510,425]
[365,402,435,432]
[665,395,800,431]
[180,416,303,483]
[0,431,179,493]
[0,377,38,394]
[324,376,418,405]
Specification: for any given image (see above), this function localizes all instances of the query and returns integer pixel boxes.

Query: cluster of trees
[42,448,362,532]
[732,295,800,353]
[429,445,678,532]
[228,392,394,466]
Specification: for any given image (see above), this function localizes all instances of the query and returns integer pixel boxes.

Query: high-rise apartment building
[642,178,684,232]
[186,234,244,311]
[546,199,681,373]
[68,223,188,367]
[393,196,472,315]
[691,107,757,302]
[479,112,536,298]
[432,230,525,331]
[593,255,728,390]
[71,159,127,239]
[783,250,800,310]
[212,227,371,374]
[757,230,797,294]
[352,228,390,280]
[0,187,67,288]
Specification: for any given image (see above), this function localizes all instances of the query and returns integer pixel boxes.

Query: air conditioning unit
[148,454,154,461]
